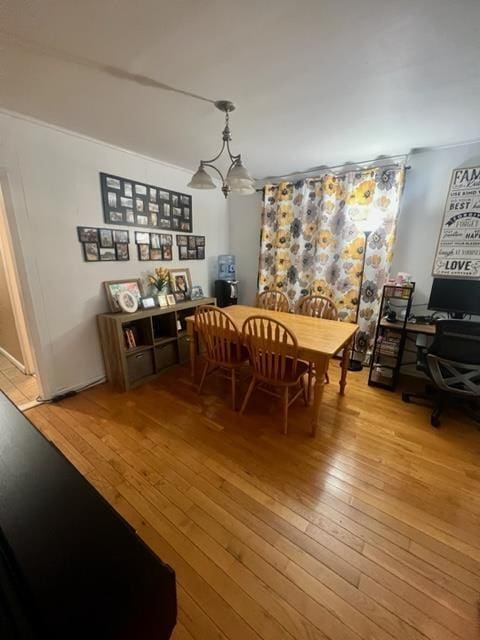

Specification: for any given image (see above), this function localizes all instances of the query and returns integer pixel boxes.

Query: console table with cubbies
[97,297,216,391]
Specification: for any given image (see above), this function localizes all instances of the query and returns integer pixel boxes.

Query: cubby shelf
[97,297,216,391]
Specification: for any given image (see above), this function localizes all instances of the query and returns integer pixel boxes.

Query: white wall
[229,192,262,305]
[229,141,480,311]
[392,142,480,309]
[0,111,228,399]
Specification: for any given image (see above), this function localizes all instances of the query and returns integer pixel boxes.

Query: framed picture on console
[104,279,143,313]
[169,268,192,299]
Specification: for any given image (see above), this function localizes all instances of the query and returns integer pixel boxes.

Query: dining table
[186,304,358,436]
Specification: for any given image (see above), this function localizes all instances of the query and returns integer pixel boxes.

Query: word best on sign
[433,165,480,278]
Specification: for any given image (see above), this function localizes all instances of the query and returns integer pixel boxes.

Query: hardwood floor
[26,362,480,640]
[0,353,39,409]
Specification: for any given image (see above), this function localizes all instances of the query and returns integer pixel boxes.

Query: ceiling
[1,0,480,179]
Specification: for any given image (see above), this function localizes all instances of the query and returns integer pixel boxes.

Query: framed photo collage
[100,173,192,232]
[78,173,205,263]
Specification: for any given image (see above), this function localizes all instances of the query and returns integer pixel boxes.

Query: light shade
[226,159,255,194]
[187,165,216,190]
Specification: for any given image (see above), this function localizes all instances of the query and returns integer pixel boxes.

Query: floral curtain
[258,166,405,356]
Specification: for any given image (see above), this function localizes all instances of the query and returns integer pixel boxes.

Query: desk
[380,318,436,336]
[186,305,358,436]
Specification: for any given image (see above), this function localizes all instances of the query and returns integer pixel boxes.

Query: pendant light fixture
[188,100,255,198]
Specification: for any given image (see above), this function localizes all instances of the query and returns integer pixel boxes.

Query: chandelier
[187,100,255,198]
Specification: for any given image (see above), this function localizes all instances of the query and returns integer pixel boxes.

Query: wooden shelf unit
[97,297,216,391]
[368,283,415,391]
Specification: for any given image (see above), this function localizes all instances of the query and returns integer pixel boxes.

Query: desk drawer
[126,349,155,383]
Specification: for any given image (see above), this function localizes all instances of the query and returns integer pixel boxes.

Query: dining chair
[256,290,290,313]
[194,305,248,410]
[240,315,309,434]
[295,294,339,392]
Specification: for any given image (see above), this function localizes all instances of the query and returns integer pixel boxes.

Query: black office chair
[402,320,480,428]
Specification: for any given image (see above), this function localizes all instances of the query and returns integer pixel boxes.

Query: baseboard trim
[0,346,26,373]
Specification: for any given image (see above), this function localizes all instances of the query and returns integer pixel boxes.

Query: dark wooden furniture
[368,283,415,390]
[0,392,177,639]
[98,297,216,391]
[240,315,309,434]
[194,305,248,410]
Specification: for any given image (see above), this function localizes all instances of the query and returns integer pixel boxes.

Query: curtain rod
[255,154,410,190]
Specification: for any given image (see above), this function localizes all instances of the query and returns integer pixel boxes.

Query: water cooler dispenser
[215,255,238,307]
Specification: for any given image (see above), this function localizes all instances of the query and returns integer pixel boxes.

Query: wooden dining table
[186,304,358,436]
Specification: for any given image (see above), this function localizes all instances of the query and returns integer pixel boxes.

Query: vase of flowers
[148,267,170,304]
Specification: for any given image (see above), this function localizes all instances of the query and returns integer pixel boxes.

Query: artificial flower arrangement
[148,267,170,293]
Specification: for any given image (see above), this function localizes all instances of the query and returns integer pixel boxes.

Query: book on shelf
[123,327,137,349]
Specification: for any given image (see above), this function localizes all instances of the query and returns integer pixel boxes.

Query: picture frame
[169,268,192,299]
[141,297,156,309]
[190,285,204,300]
[100,173,193,232]
[166,294,176,306]
[176,235,206,260]
[104,279,143,313]
[77,226,130,262]
[158,295,168,308]
[118,290,139,313]
[78,227,99,243]
[99,229,114,248]
[83,242,99,262]
[174,292,186,303]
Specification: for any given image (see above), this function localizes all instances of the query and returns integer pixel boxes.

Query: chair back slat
[296,295,338,320]
[256,290,290,313]
[241,315,299,382]
[194,306,241,365]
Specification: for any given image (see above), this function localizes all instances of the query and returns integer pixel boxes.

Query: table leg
[339,339,352,396]
[187,323,197,379]
[311,355,328,437]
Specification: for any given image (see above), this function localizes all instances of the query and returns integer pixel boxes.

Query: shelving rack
[97,297,216,391]
[368,283,415,390]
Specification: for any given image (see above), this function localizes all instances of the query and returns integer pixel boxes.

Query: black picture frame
[100,173,193,232]
[176,234,206,260]
[135,232,173,261]
[77,226,130,262]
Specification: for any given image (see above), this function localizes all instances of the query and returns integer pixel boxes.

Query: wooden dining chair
[240,315,309,435]
[295,294,338,392]
[296,294,338,320]
[194,305,248,410]
[256,290,290,313]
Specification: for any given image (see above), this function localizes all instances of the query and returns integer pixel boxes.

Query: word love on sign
[433,165,480,278]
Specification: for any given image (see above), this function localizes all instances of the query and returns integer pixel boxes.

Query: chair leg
[240,376,256,414]
[282,387,289,435]
[301,376,309,407]
[325,369,329,384]
[307,364,314,402]
[231,369,236,411]
[198,361,209,394]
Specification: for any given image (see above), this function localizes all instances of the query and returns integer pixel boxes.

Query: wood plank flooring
[26,363,480,640]
[0,353,39,409]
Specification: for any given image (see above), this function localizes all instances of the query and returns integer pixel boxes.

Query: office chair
[402,320,480,428]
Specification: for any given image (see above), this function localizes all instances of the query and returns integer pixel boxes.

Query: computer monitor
[428,278,480,318]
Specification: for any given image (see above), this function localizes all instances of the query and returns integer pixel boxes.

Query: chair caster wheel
[430,415,441,428]
[402,392,410,403]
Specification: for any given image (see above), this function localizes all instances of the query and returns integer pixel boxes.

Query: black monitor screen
[428,278,480,316]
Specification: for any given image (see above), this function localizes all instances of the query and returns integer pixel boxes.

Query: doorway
[0,178,41,410]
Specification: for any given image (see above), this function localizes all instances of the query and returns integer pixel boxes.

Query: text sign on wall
[433,165,480,278]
